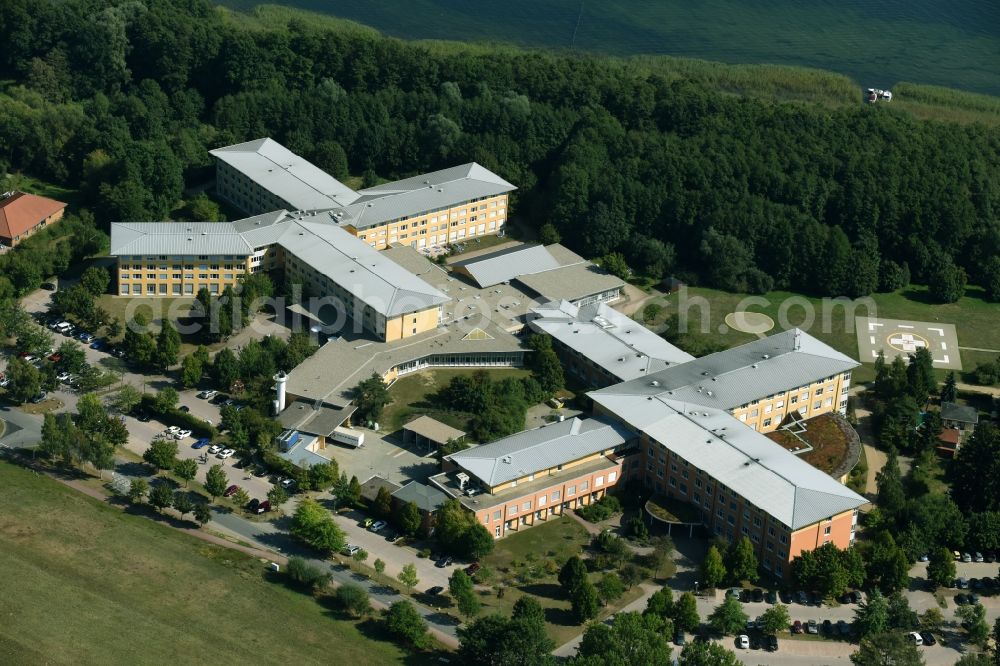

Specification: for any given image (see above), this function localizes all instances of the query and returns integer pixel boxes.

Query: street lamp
[694,580,699,596]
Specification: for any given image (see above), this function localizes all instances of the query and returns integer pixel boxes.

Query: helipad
[854,316,961,370]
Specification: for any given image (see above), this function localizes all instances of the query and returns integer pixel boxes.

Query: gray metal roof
[231,210,294,248]
[589,329,859,411]
[529,300,694,382]
[403,415,466,444]
[588,393,866,529]
[210,138,359,210]
[110,222,253,256]
[444,417,633,488]
[276,401,354,436]
[325,163,515,231]
[276,215,450,318]
[940,402,979,424]
[454,244,562,288]
[284,319,525,405]
[516,262,625,303]
[391,481,450,513]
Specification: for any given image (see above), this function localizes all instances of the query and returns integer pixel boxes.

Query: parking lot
[332,428,441,488]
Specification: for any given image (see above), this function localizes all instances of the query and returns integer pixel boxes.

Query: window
[608,471,617,482]
[493,511,502,521]
[763,418,772,427]
[522,501,531,510]
[495,526,501,537]
[538,495,547,507]
[595,476,604,487]
[552,490,561,500]
[580,481,589,491]
[824,525,831,535]
[508,505,517,515]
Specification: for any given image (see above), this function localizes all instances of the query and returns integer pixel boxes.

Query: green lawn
[382,367,531,433]
[3,172,81,209]
[0,461,426,666]
[655,284,1000,383]
[478,516,643,647]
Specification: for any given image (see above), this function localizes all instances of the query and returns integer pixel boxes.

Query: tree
[701,545,726,588]
[673,592,700,633]
[205,464,227,499]
[577,612,672,666]
[374,558,386,579]
[155,320,181,369]
[758,604,791,635]
[600,252,630,280]
[791,543,865,599]
[458,610,554,666]
[559,556,589,594]
[232,487,250,509]
[193,502,212,525]
[374,485,393,518]
[153,386,179,413]
[80,266,110,296]
[180,354,203,388]
[148,483,174,512]
[352,548,368,565]
[707,596,748,635]
[351,372,391,424]
[851,631,925,666]
[434,498,495,559]
[941,371,958,403]
[533,349,564,395]
[385,601,429,648]
[114,385,142,414]
[5,356,41,403]
[290,498,346,554]
[866,530,910,594]
[644,586,673,619]
[173,491,194,518]
[678,641,741,666]
[267,485,289,508]
[398,563,419,591]
[143,437,178,472]
[596,573,625,604]
[335,584,371,618]
[918,607,943,633]
[570,579,600,623]
[926,547,956,589]
[398,500,422,536]
[853,589,890,638]
[956,603,989,647]
[286,556,332,591]
[128,478,149,504]
[725,536,758,583]
[212,348,239,390]
[954,656,992,666]
[927,258,966,304]
[347,475,362,507]
[449,570,481,619]
[174,458,198,487]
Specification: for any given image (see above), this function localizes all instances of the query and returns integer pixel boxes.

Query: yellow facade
[383,306,441,343]
[729,371,851,432]
[485,447,618,495]
[350,193,508,250]
[115,254,254,297]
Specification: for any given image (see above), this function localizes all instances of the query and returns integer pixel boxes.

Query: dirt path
[864,444,887,496]
[616,284,662,317]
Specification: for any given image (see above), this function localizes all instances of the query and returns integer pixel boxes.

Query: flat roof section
[210,138,359,210]
[453,244,562,288]
[530,300,694,382]
[403,415,466,445]
[516,262,625,304]
[391,481,450,513]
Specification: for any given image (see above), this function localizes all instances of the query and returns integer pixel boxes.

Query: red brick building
[0,191,67,248]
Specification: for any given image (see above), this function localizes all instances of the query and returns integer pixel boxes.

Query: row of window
[121,283,222,295]
[120,274,235,281]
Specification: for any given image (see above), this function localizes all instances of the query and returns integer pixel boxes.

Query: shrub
[577,495,623,522]
[285,556,332,592]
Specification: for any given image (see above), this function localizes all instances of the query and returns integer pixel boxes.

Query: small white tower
[274,371,288,414]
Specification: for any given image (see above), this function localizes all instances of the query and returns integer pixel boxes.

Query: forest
[1,0,999,302]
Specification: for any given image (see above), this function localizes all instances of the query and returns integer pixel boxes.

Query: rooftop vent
[752,364,758,369]
[617,357,625,362]
[763,354,770,359]
[651,380,660,387]
[501,455,512,464]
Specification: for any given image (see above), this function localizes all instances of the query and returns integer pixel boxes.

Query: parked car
[749,634,761,650]
[727,588,742,600]
[920,632,936,646]
[165,426,181,434]
[197,390,218,400]
[369,520,387,532]
[192,438,211,449]
[955,594,969,605]
[247,498,260,513]
[908,632,923,646]
[796,590,809,605]
[791,620,803,634]
[178,405,190,413]
[56,372,71,382]
[30,391,48,403]
[810,591,823,606]
[426,586,444,596]
[281,478,296,490]
[739,589,751,603]
[384,530,399,542]
[435,556,453,568]
[223,485,240,497]
[807,620,818,634]
[0,376,9,388]
[975,552,984,563]
[257,500,270,514]
[752,588,764,603]
[957,577,969,589]
[745,619,756,632]
[765,590,777,604]
[822,619,833,634]
[90,340,105,350]
[837,620,851,636]
[970,593,981,604]
[971,578,983,590]
[343,544,360,556]
[962,552,973,563]
[218,448,235,459]
[736,635,750,649]
[78,332,95,343]
[208,445,223,455]
[779,590,792,604]
[47,352,62,363]
[173,429,193,440]
[851,590,863,604]
[136,412,151,422]
[765,635,778,651]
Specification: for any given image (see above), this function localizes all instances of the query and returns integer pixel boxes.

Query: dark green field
[220,0,1000,96]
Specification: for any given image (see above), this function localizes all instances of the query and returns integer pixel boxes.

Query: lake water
[222,0,1000,96]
